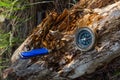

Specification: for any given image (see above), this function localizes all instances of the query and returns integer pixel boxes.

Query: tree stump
[3,1,120,80]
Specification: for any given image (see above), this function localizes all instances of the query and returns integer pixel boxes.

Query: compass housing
[75,27,97,51]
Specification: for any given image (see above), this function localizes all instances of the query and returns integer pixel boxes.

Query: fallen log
[3,1,120,80]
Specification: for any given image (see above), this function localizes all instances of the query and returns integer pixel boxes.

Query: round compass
[75,27,97,51]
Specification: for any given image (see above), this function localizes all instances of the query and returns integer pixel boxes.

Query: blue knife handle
[20,48,49,59]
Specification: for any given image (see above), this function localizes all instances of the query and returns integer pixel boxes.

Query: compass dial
[75,27,96,51]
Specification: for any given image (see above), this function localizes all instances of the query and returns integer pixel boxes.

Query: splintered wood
[3,0,120,80]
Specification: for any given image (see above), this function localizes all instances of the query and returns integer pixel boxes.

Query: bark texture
[3,0,120,80]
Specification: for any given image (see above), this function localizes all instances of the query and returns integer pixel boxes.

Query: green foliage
[0,0,27,18]
[0,0,29,49]
[0,0,29,73]
[0,0,13,8]
[0,0,26,9]
[0,31,9,48]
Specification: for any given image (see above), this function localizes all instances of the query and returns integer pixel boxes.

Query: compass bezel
[75,27,97,51]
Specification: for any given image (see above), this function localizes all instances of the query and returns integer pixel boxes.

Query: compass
[75,27,97,51]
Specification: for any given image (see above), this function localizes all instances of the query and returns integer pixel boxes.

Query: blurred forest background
[0,0,79,79]
[1,0,120,80]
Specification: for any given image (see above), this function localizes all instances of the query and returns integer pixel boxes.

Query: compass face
[75,27,96,51]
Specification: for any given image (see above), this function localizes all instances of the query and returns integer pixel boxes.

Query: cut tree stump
[3,1,120,80]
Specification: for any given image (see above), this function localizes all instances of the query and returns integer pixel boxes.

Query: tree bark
[3,1,120,80]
